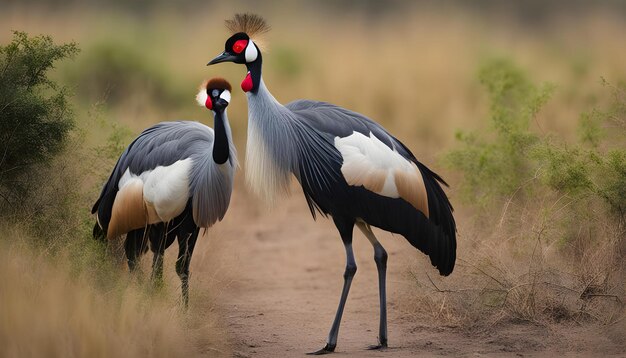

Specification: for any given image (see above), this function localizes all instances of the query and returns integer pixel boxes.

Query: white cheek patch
[219,90,231,103]
[196,89,208,107]
[245,40,258,63]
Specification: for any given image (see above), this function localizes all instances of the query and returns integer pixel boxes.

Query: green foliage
[535,81,626,217]
[445,58,625,220]
[534,145,625,216]
[99,121,135,160]
[438,68,625,325]
[444,58,553,204]
[0,31,78,204]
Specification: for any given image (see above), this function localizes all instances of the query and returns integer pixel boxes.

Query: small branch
[581,293,623,305]
[463,260,508,288]
[425,272,456,293]
[541,281,580,294]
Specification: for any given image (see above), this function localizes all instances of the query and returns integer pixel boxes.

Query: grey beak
[207,52,237,65]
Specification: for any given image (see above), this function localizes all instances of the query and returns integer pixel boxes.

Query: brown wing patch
[360,170,386,193]
[395,164,430,218]
[108,180,148,239]
[341,164,387,194]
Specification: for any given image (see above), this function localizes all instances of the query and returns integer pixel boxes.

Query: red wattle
[241,72,253,92]
[205,97,212,110]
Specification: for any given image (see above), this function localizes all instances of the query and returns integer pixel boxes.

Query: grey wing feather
[287,99,456,251]
[92,120,236,230]
[190,113,237,228]
[286,100,404,155]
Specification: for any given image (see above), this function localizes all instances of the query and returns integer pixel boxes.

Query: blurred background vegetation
[0,0,624,356]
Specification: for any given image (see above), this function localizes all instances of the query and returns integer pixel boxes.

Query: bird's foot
[366,342,388,350]
[306,343,336,355]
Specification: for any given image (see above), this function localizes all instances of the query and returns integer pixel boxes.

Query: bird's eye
[212,89,220,97]
[232,39,248,54]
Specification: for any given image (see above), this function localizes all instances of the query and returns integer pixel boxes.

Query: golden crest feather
[225,13,270,37]
[225,13,270,50]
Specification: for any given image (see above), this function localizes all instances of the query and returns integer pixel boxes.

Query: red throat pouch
[241,72,253,92]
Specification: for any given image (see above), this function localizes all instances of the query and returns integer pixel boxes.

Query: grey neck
[244,77,301,202]
[247,79,289,118]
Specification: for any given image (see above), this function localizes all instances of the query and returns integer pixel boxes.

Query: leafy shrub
[435,58,625,326]
[445,59,625,221]
[0,31,78,206]
[533,79,625,220]
[444,58,554,205]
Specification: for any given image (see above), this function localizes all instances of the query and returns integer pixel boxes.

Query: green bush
[0,32,78,205]
[444,58,554,205]
[444,58,625,222]
[432,61,625,325]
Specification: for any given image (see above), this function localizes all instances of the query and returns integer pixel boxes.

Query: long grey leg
[308,217,356,355]
[357,222,388,349]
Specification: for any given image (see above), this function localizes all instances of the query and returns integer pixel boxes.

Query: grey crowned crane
[208,14,456,354]
[91,78,237,306]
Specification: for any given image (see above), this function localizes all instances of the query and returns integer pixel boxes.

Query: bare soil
[183,182,626,357]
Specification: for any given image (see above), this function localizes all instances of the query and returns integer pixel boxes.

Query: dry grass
[0,238,181,357]
[403,191,625,333]
[0,231,231,358]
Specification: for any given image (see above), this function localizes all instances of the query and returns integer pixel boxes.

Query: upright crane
[208,14,456,354]
[92,78,237,306]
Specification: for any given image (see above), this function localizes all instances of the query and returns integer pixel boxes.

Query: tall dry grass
[0,228,231,358]
[0,235,184,357]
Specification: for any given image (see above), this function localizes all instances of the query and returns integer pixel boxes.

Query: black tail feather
[403,211,456,276]
[417,162,456,275]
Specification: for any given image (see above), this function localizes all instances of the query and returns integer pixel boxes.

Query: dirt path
[186,182,625,357]
[196,184,436,357]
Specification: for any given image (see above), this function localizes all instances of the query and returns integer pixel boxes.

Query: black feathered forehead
[225,13,271,37]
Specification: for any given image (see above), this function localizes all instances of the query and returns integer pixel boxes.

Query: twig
[463,260,507,288]
[425,272,455,293]
[437,295,447,318]
[582,293,623,304]
[541,281,580,294]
